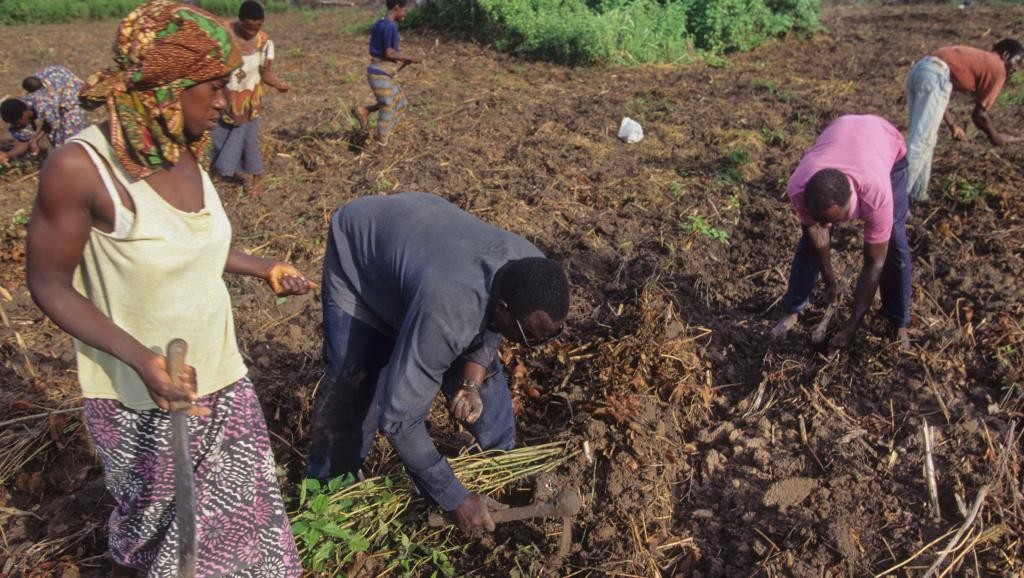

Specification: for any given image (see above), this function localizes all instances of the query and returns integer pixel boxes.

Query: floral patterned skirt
[83,378,302,577]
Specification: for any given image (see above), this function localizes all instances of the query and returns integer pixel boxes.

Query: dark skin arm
[28,143,314,411]
[451,361,506,532]
[259,60,289,92]
[28,130,46,155]
[225,250,316,295]
[0,138,37,162]
[803,223,841,305]
[829,241,888,350]
[452,493,507,535]
[462,360,487,384]
[449,360,485,423]
[943,109,966,140]
[26,144,201,412]
[385,46,421,65]
[971,102,1017,146]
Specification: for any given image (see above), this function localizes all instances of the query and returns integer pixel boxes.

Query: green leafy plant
[680,215,729,243]
[997,73,1024,106]
[995,345,1018,370]
[937,176,991,208]
[761,127,787,146]
[726,149,751,166]
[752,79,793,102]
[626,94,649,118]
[668,180,684,198]
[6,209,30,236]
[291,443,574,576]
[0,157,35,176]
[716,148,751,183]
[293,475,385,573]
[680,0,819,53]
[410,0,819,65]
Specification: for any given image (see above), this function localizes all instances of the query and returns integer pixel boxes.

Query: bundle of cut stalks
[291,441,576,576]
[0,417,80,485]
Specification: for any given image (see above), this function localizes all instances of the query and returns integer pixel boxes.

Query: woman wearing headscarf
[25,2,309,575]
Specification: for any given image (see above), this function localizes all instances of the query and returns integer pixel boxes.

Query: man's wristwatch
[459,378,480,391]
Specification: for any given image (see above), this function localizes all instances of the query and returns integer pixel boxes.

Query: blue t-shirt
[369,18,399,59]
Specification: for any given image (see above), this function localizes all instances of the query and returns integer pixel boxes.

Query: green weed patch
[411,0,820,65]
[0,0,288,25]
[680,215,729,243]
[291,442,575,575]
[937,176,992,208]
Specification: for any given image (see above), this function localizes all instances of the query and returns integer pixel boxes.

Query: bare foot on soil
[770,313,798,340]
[894,327,910,350]
[246,175,263,197]
[351,106,370,133]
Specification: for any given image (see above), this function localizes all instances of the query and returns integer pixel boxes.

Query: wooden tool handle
[490,502,554,524]
[810,305,837,345]
[166,338,191,412]
[426,502,554,528]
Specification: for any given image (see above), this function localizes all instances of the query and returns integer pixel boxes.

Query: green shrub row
[410,0,820,65]
[0,0,288,26]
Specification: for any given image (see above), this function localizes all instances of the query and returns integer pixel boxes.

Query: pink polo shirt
[787,115,907,244]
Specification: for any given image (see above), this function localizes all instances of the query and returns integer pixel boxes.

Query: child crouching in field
[351,0,421,157]
[210,0,289,196]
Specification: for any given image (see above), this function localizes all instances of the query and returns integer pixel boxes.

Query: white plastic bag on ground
[618,117,644,144]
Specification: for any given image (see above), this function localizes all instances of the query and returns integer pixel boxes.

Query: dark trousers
[304,296,516,485]
[781,156,912,328]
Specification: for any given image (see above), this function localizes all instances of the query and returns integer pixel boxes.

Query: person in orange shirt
[905,39,1024,201]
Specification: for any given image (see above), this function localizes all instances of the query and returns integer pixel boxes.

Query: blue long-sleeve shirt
[324,193,543,509]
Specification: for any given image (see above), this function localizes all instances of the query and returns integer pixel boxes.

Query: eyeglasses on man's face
[513,316,564,348]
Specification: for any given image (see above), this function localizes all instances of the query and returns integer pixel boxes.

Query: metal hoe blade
[167,339,197,578]
[171,410,197,576]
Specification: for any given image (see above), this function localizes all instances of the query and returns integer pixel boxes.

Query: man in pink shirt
[771,115,911,350]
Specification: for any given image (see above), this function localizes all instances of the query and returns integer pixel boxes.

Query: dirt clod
[763,477,819,512]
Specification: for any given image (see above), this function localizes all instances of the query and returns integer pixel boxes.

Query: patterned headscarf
[79,0,241,180]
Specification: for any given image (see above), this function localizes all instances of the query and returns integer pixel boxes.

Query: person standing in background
[210,0,289,196]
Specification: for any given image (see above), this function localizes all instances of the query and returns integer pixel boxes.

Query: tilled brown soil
[1,2,1023,576]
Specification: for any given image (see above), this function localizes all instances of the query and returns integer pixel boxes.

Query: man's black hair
[494,257,570,322]
[804,169,851,221]
[0,99,28,125]
[993,38,1024,60]
[22,76,42,93]
[239,0,265,20]
[387,0,408,10]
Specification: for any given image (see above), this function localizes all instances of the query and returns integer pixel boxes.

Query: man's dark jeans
[781,156,911,328]
[305,303,516,503]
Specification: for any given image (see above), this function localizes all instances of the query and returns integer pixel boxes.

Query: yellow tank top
[69,125,247,410]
